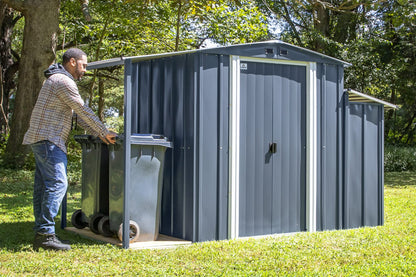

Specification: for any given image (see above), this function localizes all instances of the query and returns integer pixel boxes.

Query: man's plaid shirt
[23,73,109,153]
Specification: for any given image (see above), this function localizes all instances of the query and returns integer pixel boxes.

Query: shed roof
[347,89,398,110]
[87,40,351,70]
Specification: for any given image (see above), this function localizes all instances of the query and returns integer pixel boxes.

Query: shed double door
[239,61,307,237]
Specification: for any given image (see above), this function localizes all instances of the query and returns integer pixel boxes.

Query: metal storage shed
[88,40,390,248]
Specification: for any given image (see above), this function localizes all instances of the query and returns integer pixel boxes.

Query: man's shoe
[33,233,71,251]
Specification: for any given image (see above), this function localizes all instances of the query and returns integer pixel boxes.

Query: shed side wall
[196,54,230,241]
[345,103,384,228]
[130,55,196,240]
[316,64,345,231]
[130,53,230,242]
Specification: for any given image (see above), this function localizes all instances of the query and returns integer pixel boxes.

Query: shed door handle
[269,142,277,154]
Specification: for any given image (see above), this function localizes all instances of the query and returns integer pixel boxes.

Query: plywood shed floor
[65,227,192,250]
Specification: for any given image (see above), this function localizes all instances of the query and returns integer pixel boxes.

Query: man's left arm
[57,76,116,144]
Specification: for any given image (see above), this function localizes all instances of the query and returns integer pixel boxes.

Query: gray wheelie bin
[106,134,172,243]
[71,135,109,234]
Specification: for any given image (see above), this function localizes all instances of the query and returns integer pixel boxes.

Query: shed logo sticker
[240,63,248,70]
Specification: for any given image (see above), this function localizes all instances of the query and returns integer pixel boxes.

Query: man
[23,48,116,251]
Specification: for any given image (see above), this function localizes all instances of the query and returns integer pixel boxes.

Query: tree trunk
[4,0,60,166]
[174,0,182,52]
[98,77,104,121]
[79,0,91,22]
[312,0,329,52]
[0,3,19,137]
[384,88,397,140]
[280,0,304,47]
[398,109,416,144]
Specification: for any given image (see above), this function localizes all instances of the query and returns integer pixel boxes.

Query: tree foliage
[59,0,268,132]
[256,0,371,55]
[258,0,416,145]
[0,3,21,137]
[343,0,416,144]
[1,0,416,167]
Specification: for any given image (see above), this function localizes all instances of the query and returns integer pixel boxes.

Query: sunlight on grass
[0,169,415,275]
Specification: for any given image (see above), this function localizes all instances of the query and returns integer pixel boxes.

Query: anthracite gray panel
[119,41,383,244]
[239,61,306,237]
[195,54,230,241]
[345,103,384,228]
[239,62,273,236]
[83,41,388,248]
[197,54,221,241]
[130,55,196,240]
[130,53,229,242]
[347,104,364,228]
[271,63,307,234]
[203,41,349,66]
[316,64,344,231]
[363,105,380,225]
[217,55,230,240]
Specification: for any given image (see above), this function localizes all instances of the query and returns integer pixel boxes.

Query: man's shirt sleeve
[56,75,109,138]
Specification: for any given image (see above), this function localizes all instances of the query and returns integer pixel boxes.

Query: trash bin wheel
[89,213,104,234]
[71,209,88,229]
[117,220,140,243]
[98,216,113,237]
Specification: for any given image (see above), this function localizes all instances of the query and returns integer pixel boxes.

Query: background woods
[0,0,415,167]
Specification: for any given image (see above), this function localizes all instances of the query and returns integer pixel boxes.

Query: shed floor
[65,227,192,250]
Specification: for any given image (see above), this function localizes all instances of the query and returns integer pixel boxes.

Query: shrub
[66,130,84,186]
[384,145,416,172]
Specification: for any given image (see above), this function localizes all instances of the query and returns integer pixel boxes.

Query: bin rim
[74,134,94,143]
[116,134,173,148]
[74,134,106,144]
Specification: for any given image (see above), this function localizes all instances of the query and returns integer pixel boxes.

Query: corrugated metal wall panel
[272,64,307,234]
[316,64,345,231]
[217,56,230,240]
[239,62,273,236]
[130,53,230,242]
[239,62,306,237]
[345,103,384,228]
[195,54,229,241]
[130,55,196,240]
[123,41,384,243]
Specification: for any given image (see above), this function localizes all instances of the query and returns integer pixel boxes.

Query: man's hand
[100,131,117,144]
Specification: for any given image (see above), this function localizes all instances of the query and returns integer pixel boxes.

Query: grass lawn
[0,168,415,276]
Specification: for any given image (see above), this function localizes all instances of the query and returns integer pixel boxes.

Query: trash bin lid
[74,134,94,143]
[74,134,106,144]
[121,134,173,148]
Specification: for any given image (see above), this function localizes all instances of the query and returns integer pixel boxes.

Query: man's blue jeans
[31,141,68,235]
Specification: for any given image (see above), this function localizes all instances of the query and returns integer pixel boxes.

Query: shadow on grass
[385,171,416,187]
[0,192,33,211]
[0,221,103,252]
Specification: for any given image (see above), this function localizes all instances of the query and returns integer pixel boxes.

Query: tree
[0,2,20,137]
[342,0,416,144]
[377,0,416,144]
[256,0,416,145]
[256,0,370,55]
[1,0,268,166]
[1,0,60,165]
[59,0,267,129]
[191,0,269,46]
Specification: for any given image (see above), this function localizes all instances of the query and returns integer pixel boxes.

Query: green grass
[1,168,416,276]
